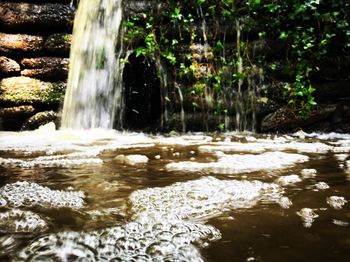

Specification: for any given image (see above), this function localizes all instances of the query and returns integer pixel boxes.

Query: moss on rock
[0,76,64,106]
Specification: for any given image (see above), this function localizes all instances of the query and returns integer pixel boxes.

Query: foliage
[124,0,350,123]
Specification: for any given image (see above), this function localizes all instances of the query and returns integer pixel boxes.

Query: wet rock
[44,33,72,56]
[20,57,69,81]
[316,56,350,80]
[327,196,348,210]
[261,104,337,132]
[0,77,64,106]
[21,111,58,131]
[297,208,319,228]
[0,33,45,56]
[0,105,36,119]
[0,56,20,76]
[114,154,149,165]
[314,80,350,102]
[124,0,167,16]
[0,2,75,33]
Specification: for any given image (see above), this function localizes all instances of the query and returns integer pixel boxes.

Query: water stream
[61,0,125,129]
[0,127,349,261]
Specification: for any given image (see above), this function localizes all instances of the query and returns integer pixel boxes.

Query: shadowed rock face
[0,56,20,76]
[20,57,69,81]
[260,104,338,132]
[0,105,36,119]
[44,33,72,56]
[0,2,75,33]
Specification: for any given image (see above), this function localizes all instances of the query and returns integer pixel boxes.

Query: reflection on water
[0,128,349,261]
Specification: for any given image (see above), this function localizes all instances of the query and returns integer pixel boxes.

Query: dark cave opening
[123,53,161,131]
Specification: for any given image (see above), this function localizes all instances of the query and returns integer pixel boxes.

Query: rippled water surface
[0,126,349,261]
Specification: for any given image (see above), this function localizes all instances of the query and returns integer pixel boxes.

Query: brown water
[0,127,349,261]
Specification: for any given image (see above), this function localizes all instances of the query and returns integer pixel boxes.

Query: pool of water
[0,125,349,261]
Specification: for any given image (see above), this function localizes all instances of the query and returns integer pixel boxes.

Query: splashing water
[61,0,125,129]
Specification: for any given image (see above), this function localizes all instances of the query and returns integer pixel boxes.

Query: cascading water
[61,0,125,129]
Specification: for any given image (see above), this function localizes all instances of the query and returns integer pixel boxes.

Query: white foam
[275,175,302,186]
[332,219,349,227]
[0,156,103,168]
[166,152,308,174]
[301,169,317,178]
[16,176,285,261]
[0,181,85,209]
[198,141,332,154]
[130,176,284,221]
[327,196,348,209]
[277,197,293,209]
[297,208,319,228]
[0,209,47,234]
[114,154,149,165]
[314,182,330,190]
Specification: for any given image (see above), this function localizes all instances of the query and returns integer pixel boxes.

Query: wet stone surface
[0,130,349,261]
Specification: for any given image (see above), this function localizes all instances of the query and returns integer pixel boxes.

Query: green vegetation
[124,0,350,121]
[0,77,64,105]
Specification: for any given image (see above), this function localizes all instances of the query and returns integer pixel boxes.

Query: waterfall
[61,0,125,129]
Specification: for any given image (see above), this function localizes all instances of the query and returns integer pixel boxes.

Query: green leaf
[135,47,145,57]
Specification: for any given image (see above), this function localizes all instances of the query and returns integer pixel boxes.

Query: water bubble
[116,237,141,253]
[146,240,176,258]
[0,181,85,209]
[0,209,47,234]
